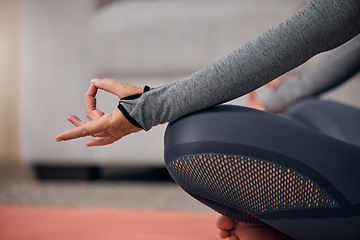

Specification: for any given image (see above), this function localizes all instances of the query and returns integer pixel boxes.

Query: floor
[0,206,219,240]
[0,164,210,211]
[0,164,218,240]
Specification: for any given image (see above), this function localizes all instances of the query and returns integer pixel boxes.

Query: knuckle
[80,128,90,137]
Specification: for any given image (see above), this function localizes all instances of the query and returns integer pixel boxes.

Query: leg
[283,98,360,145]
[164,105,360,240]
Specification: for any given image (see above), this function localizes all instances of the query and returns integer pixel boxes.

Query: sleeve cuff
[117,85,151,129]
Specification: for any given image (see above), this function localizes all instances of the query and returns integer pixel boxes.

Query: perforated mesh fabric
[167,153,339,223]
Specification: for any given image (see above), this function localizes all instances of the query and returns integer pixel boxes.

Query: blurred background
[0,0,359,209]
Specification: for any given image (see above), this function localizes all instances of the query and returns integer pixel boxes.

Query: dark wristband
[117,85,151,129]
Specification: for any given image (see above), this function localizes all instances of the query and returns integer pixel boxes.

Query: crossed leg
[164,103,360,240]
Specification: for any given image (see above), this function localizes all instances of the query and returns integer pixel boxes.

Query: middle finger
[56,117,106,142]
[67,115,85,127]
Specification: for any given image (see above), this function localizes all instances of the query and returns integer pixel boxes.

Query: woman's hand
[55,78,144,146]
[246,77,282,111]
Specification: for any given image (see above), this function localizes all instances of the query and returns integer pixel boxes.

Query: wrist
[117,85,151,130]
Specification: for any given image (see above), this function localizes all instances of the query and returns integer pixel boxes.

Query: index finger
[56,118,106,142]
[85,83,103,120]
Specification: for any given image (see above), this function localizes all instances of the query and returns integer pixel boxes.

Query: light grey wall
[19,0,98,165]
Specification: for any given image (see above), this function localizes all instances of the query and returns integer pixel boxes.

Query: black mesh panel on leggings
[167,153,339,223]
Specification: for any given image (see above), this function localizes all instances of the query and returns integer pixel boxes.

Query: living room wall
[0,0,20,164]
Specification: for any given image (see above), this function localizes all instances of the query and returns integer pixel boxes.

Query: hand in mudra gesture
[56,78,144,146]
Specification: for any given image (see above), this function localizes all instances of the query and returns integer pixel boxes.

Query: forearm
[265,34,360,113]
[120,0,360,130]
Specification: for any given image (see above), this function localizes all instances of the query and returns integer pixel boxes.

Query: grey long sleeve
[264,34,360,113]
[119,0,360,131]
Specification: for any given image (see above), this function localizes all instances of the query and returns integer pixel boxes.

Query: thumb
[91,78,144,99]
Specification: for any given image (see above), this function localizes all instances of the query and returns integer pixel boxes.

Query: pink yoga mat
[0,206,219,240]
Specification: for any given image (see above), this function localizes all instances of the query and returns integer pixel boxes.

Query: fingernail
[91,78,100,83]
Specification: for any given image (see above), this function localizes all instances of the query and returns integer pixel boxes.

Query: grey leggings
[164,99,360,240]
